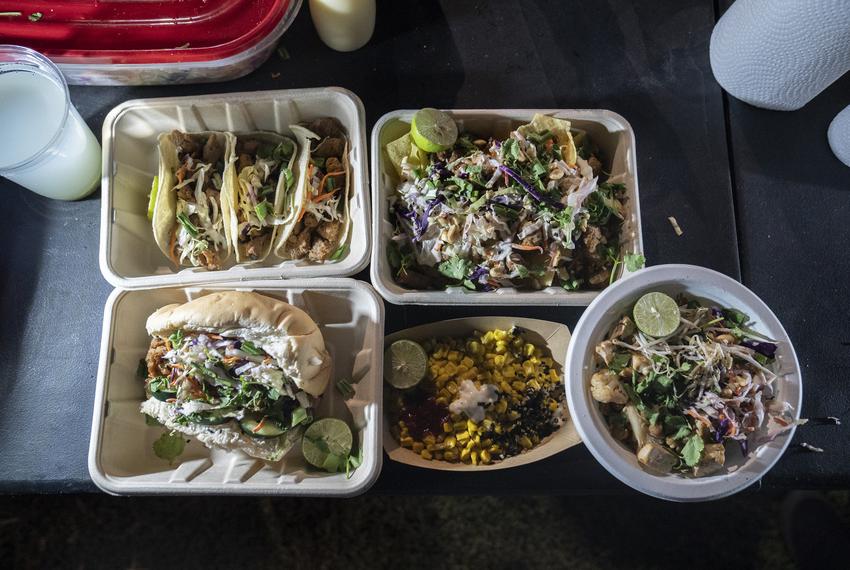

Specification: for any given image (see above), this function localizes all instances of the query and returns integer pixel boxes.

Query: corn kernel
[442,422,453,433]
[470,451,479,465]
[453,421,467,431]
[447,381,459,395]
[444,435,457,449]
[495,400,508,414]
[400,436,414,447]
[527,379,541,390]
[519,436,533,449]
[456,430,470,443]
[423,434,436,445]
[549,400,559,412]
[467,420,478,434]
[509,410,521,421]
[444,450,458,461]
[494,424,503,435]
[412,442,425,453]
[436,397,448,407]
[460,448,471,462]
[480,449,492,464]
[447,351,460,362]
[512,381,526,392]
[489,444,501,454]
[465,439,476,451]
[420,449,433,460]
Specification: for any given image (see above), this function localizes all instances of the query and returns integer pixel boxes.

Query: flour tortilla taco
[274,118,352,263]
[226,132,298,263]
[152,130,237,270]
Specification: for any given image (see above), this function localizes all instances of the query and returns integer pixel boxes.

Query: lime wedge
[384,339,428,389]
[633,292,680,337]
[411,108,457,153]
[147,176,159,221]
[302,418,353,471]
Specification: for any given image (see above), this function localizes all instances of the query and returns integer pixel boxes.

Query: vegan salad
[385,109,637,291]
[590,292,798,477]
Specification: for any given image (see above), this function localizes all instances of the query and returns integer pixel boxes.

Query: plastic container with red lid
[0,0,301,85]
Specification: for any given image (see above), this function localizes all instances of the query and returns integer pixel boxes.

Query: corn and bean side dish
[387,328,567,465]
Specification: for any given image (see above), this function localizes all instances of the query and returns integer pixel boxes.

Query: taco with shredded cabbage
[274,118,351,263]
[227,133,298,263]
[152,130,237,270]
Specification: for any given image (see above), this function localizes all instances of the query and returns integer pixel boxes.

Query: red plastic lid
[0,1,292,65]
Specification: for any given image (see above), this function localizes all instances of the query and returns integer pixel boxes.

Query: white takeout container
[88,278,384,496]
[383,316,581,471]
[100,88,370,289]
[566,264,803,502]
[370,109,643,305]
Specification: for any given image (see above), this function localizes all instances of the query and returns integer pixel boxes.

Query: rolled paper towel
[828,105,850,167]
[710,0,850,111]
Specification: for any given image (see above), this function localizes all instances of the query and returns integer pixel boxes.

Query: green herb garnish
[176,213,199,238]
[240,341,263,356]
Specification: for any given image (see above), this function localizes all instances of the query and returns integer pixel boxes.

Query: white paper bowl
[565,264,802,501]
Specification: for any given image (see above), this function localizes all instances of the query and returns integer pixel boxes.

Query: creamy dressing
[449,380,499,423]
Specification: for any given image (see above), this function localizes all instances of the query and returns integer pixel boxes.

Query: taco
[227,133,298,262]
[152,130,236,270]
[274,118,352,263]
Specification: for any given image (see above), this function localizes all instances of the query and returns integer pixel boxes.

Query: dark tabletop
[0,0,846,494]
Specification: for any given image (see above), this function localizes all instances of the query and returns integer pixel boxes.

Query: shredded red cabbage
[413,196,444,241]
[742,339,778,357]
[498,165,564,210]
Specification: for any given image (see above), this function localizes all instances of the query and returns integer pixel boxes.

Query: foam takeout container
[88,278,384,496]
[383,316,581,471]
[566,264,803,501]
[370,109,643,306]
[100,87,370,289]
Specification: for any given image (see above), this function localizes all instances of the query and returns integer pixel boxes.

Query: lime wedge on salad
[633,292,680,337]
[302,418,353,472]
[147,176,159,221]
[384,339,428,389]
[411,108,457,152]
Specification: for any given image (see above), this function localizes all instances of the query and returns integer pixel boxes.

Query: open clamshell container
[100,88,370,289]
[88,279,383,496]
[383,317,581,471]
[371,109,643,306]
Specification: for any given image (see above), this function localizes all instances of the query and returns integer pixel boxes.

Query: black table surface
[0,0,847,494]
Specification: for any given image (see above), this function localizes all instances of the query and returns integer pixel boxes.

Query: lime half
[411,108,457,153]
[147,176,159,221]
[633,292,680,337]
[384,339,428,389]
[302,418,353,471]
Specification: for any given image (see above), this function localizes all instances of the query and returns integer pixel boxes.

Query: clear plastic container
[0,45,100,199]
[99,87,370,289]
[370,109,644,306]
[0,1,302,85]
[88,278,384,496]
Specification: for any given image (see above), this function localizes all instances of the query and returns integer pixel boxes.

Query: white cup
[0,45,101,200]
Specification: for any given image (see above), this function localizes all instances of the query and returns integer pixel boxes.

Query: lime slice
[633,292,680,337]
[411,108,457,153]
[302,418,353,471]
[384,339,428,389]
[147,176,159,221]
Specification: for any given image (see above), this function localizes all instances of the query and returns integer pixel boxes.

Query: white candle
[0,46,101,200]
[309,0,376,52]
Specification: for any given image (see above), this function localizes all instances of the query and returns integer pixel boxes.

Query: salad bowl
[565,264,802,501]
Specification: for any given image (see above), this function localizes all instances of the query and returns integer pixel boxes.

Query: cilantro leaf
[609,352,631,373]
[437,256,470,281]
[624,253,645,272]
[255,200,270,221]
[240,341,263,356]
[176,213,199,238]
[153,431,185,463]
[681,434,705,467]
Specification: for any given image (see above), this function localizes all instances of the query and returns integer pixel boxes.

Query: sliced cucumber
[240,416,289,438]
[187,408,234,425]
[151,388,177,402]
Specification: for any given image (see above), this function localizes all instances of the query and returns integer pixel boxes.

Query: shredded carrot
[312,190,337,203]
[252,416,268,433]
[208,333,222,340]
[511,243,544,253]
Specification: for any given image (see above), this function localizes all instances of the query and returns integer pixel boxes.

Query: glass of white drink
[0,45,101,200]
